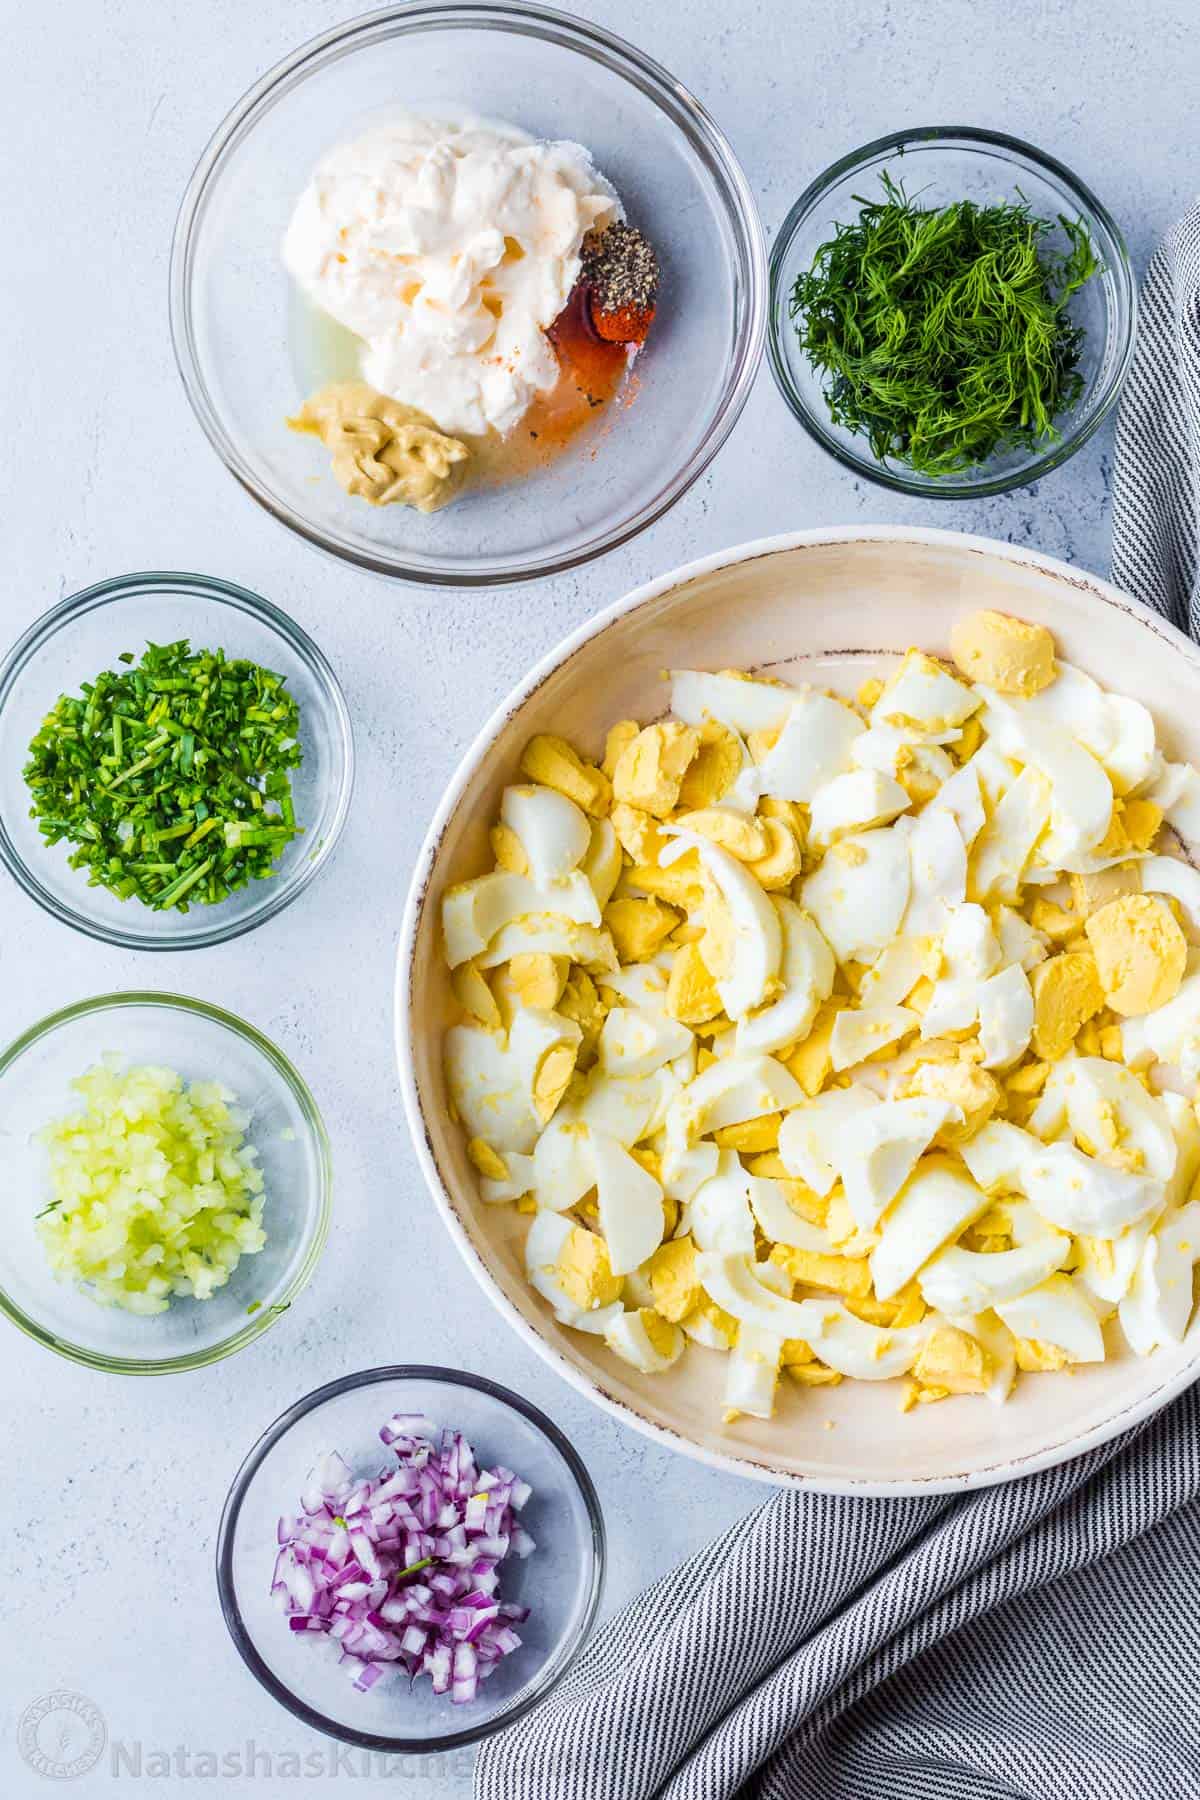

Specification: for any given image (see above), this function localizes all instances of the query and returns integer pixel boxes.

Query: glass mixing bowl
[170,2,766,584]
[0,992,332,1373]
[217,1367,604,1751]
[0,572,354,949]
[768,127,1135,497]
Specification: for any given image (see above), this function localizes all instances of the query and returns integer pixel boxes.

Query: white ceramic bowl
[396,527,1200,1493]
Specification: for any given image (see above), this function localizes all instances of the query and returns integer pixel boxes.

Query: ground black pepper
[580,221,660,344]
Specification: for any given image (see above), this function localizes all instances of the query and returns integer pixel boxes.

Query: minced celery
[35,1058,267,1313]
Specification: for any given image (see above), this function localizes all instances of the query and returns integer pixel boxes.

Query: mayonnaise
[283,113,619,437]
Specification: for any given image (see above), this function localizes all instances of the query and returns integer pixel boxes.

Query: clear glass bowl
[217,1367,605,1752]
[0,572,354,949]
[169,2,766,585]
[768,127,1136,497]
[0,992,332,1373]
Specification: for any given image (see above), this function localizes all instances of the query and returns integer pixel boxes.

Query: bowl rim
[0,988,333,1373]
[215,1363,606,1751]
[0,570,355,950]
[394,523,1200,1496]
[168,0,768,586]
[766,125,1137,498]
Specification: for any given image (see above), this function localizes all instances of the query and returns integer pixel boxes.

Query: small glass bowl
[768,126,1136,497]
[0,992,332,1373]
[217,1367,605,1753]
[0,572,354,949]
[169,2,766,585]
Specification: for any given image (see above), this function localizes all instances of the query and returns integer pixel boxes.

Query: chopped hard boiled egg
[443,609,1200,1427]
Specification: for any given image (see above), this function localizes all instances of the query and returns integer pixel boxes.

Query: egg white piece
[808,769,911,847]
[802,826,912,961]
[670,669,797,736]
[599,953,673,1013]
[1074,1217,1158,1308]
[993,905,1049,972]
[995,1273,1105,1363]
[661,1139,721,1202]
[851,723,957,791]
[1139,855,1200,933]
[1121,952,1200,1081]
[795,1299,931,1380]
[967,766,1053,903]
[840,1098,962,1230]
[621,1264,657,1310]
[830,1005,920,1072]
[604,1309,684,1374]
[476,915,616,972]
[699,1255,934,1380]
[568,1067,662,1147]
[1149,761,1200,844]
[942,903,1002,979]
[971,743,1019,806]
[778,1086,880,1196]
[869,1156,990,1299]
[445,1009,582,1154]
[478,1150,536,1205]
[752,691,863,803]
[443,870,601,966]
[691,1253,857,1363]
[980,696,1113,867]
[858,937,931,1008]
[735,899,835,1058]
[532,1116,596,1211]
[501,783,590,885]
[919,1218,1071,1315]
[1119,1201,1200,1353]
[724,1322,784,1418]
[904,808,968,935]
[1096,694,1159,797]
[926,761,987,848]
[687,1152,758,1255]
[664,836,782,1020]
[874,655,980,732]
[1058,1057,1178,1184]
[977,963,1034,1068]
[598,1005,693,1079]
[580,817,622,909]
[524,1211,624,1335]
[1021,1141,1162,1236]
[959,1120,1041,1192]
[664,1053,802,1158]
[964,1311,1018,1405]
[590,1131,665,1275]
[919,978,979,1038]
[1162,1092,1200,1209]
[747,1176,839,1251]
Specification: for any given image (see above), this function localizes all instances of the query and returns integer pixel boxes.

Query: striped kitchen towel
[1112,204,1200,631]
[475,210,1200,1800]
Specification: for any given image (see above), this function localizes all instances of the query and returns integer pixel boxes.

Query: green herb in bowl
[23,639,302,910]
[788,174,1099,477]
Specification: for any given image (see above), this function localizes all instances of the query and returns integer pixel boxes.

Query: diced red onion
[274,1415,534,1705]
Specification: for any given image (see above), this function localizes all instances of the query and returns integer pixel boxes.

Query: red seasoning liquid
[470,222,660,488]
[471,285,631,485]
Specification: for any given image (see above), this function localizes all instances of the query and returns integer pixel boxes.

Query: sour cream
[283,113,620,438]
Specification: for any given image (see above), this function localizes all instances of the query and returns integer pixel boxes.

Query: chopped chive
[23,639,304,911]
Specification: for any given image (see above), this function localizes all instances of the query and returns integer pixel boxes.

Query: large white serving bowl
[396,527,1200,1494]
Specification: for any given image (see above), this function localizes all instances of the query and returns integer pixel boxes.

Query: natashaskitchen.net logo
[17,1693,474,1782]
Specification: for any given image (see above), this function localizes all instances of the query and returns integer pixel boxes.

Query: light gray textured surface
[1,0,1195,1793]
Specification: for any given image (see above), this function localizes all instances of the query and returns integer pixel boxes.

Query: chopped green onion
[23,639,303,912]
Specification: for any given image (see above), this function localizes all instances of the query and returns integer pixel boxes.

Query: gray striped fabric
[1112,205,1200,631]
[475,214,1200,1800]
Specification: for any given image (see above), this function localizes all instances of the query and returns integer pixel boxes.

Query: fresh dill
[789,173,1100,477]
